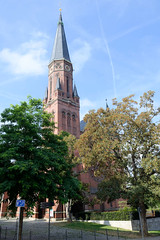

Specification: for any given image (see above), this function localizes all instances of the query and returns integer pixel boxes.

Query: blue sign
[16,199,25,207]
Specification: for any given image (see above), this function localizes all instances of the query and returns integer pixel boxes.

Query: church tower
[44,12,80,138]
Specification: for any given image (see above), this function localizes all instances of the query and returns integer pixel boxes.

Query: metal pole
[81,230,83,240]
[117,228,119,239]
[4,227,7,240]
[48,208,50,240]
[106,229,109,240]
[0,226,1,240]
[15,218,18,235]
[17,207,21,240]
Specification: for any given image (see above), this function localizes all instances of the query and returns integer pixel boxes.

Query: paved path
[135,238,160,240]
[0,218,160,240]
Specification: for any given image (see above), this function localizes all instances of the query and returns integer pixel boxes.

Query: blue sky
[0,0,160,120]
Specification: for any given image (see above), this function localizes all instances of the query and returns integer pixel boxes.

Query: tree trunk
[139,202,148,237]
[66,200,72,222]
[18,207,24,240]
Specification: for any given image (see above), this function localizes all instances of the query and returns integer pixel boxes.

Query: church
[43,11,80,139]
[0,11,121,219]
[41,11,121,219]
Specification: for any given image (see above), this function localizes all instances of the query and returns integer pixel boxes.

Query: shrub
[75,209,139,221]
[90,210,131,221]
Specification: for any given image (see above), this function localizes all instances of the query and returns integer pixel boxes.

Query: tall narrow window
[72,114,76,135]
[67,76,69,97]
[67,113,71,128]
[62,111,66,130]
[72,114,76,122]
[50,78,52,100]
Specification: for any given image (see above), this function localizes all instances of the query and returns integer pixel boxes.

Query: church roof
[50,12,71,62]
[80,120,86,132]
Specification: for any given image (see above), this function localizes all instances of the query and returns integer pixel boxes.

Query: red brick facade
[43,59,80,138]
[0,12,123,220]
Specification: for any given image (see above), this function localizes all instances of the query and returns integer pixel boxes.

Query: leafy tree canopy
[76,91,160,236]
[0,97,80,212]
[59,131,78,165]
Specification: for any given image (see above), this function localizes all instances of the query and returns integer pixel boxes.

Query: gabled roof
[50,12,71,62]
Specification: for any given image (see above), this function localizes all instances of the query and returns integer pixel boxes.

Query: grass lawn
[54,221,160,239]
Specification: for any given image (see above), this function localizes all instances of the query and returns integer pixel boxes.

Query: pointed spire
[50,12,71,62]
[105,99,109,110]
[56,77,62,90]
[59,11,63,24]
[73,83,79,97]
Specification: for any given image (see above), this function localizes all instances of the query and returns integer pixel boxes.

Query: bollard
[65,229,68,240]
[0,226,1,240]
[29,230,32,240]
[94,231,96,240]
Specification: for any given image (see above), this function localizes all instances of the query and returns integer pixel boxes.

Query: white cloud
[80,98,95,108]
[0,32,49,76]
[71,39,91,73]
[80,98,97,120]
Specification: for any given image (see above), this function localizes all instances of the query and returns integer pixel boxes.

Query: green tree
[59,131,78,164]
[59,131,82,221]
[76,91,160,236]
[0,97,80,238]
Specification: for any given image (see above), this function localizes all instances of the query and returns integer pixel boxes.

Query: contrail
[95,0,117,98]
[111,16,160,42]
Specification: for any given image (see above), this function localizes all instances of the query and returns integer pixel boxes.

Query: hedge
[74,209,139,221]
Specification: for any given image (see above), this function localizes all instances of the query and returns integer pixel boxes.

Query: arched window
[72,114,76,122]
[72,114,77,135]
[62,111,66,123]
[67,76,69,97]
[67,113,71,127]
[62,111,65,118]
[50,78,52,100]
[62,111,66,130]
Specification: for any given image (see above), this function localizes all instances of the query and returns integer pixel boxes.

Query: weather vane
[59,0,62,12]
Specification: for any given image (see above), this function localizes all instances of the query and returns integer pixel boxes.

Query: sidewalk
[0,218,160,240]
[134,238,160,240]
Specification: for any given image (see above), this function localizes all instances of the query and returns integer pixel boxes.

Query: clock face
[65,64,71,72]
